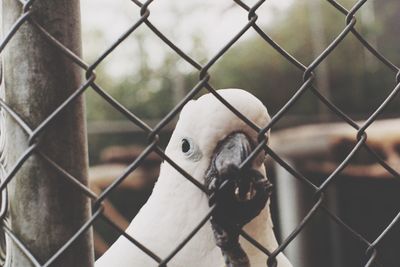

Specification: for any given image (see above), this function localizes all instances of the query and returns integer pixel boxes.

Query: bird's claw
[234,182,256,202]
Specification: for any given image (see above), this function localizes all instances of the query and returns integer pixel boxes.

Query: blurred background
[80,0,400,266]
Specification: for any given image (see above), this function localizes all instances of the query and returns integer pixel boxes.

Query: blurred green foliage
[210,0,399,119]
[86,0,399,123]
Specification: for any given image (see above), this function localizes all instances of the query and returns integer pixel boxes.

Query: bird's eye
[181,138,191,153]
[180,137,202,161]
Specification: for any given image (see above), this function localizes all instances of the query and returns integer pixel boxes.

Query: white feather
[96,89,292,267]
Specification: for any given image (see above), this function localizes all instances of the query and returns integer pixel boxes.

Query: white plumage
[96,89,292,267]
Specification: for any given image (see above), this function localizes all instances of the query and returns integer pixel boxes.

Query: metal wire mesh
[0,0,399,266]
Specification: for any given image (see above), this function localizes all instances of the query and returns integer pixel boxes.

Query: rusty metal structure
[271,119,400,266]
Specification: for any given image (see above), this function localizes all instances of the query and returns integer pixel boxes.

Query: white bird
[96,89,292,267]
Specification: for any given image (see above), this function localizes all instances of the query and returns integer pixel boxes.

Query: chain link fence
[0,0,399,266]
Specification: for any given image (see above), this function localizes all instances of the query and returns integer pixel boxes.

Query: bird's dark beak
[205,132,272,267]
[206,132,272,205]
[213,132,259,202]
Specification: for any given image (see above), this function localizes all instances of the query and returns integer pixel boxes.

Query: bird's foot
[211,219,250,267]
[223,244,250,267]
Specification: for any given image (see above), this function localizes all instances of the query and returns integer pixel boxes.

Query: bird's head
[165,89,271,197]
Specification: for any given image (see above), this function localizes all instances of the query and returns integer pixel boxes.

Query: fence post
[2,0,94,266]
